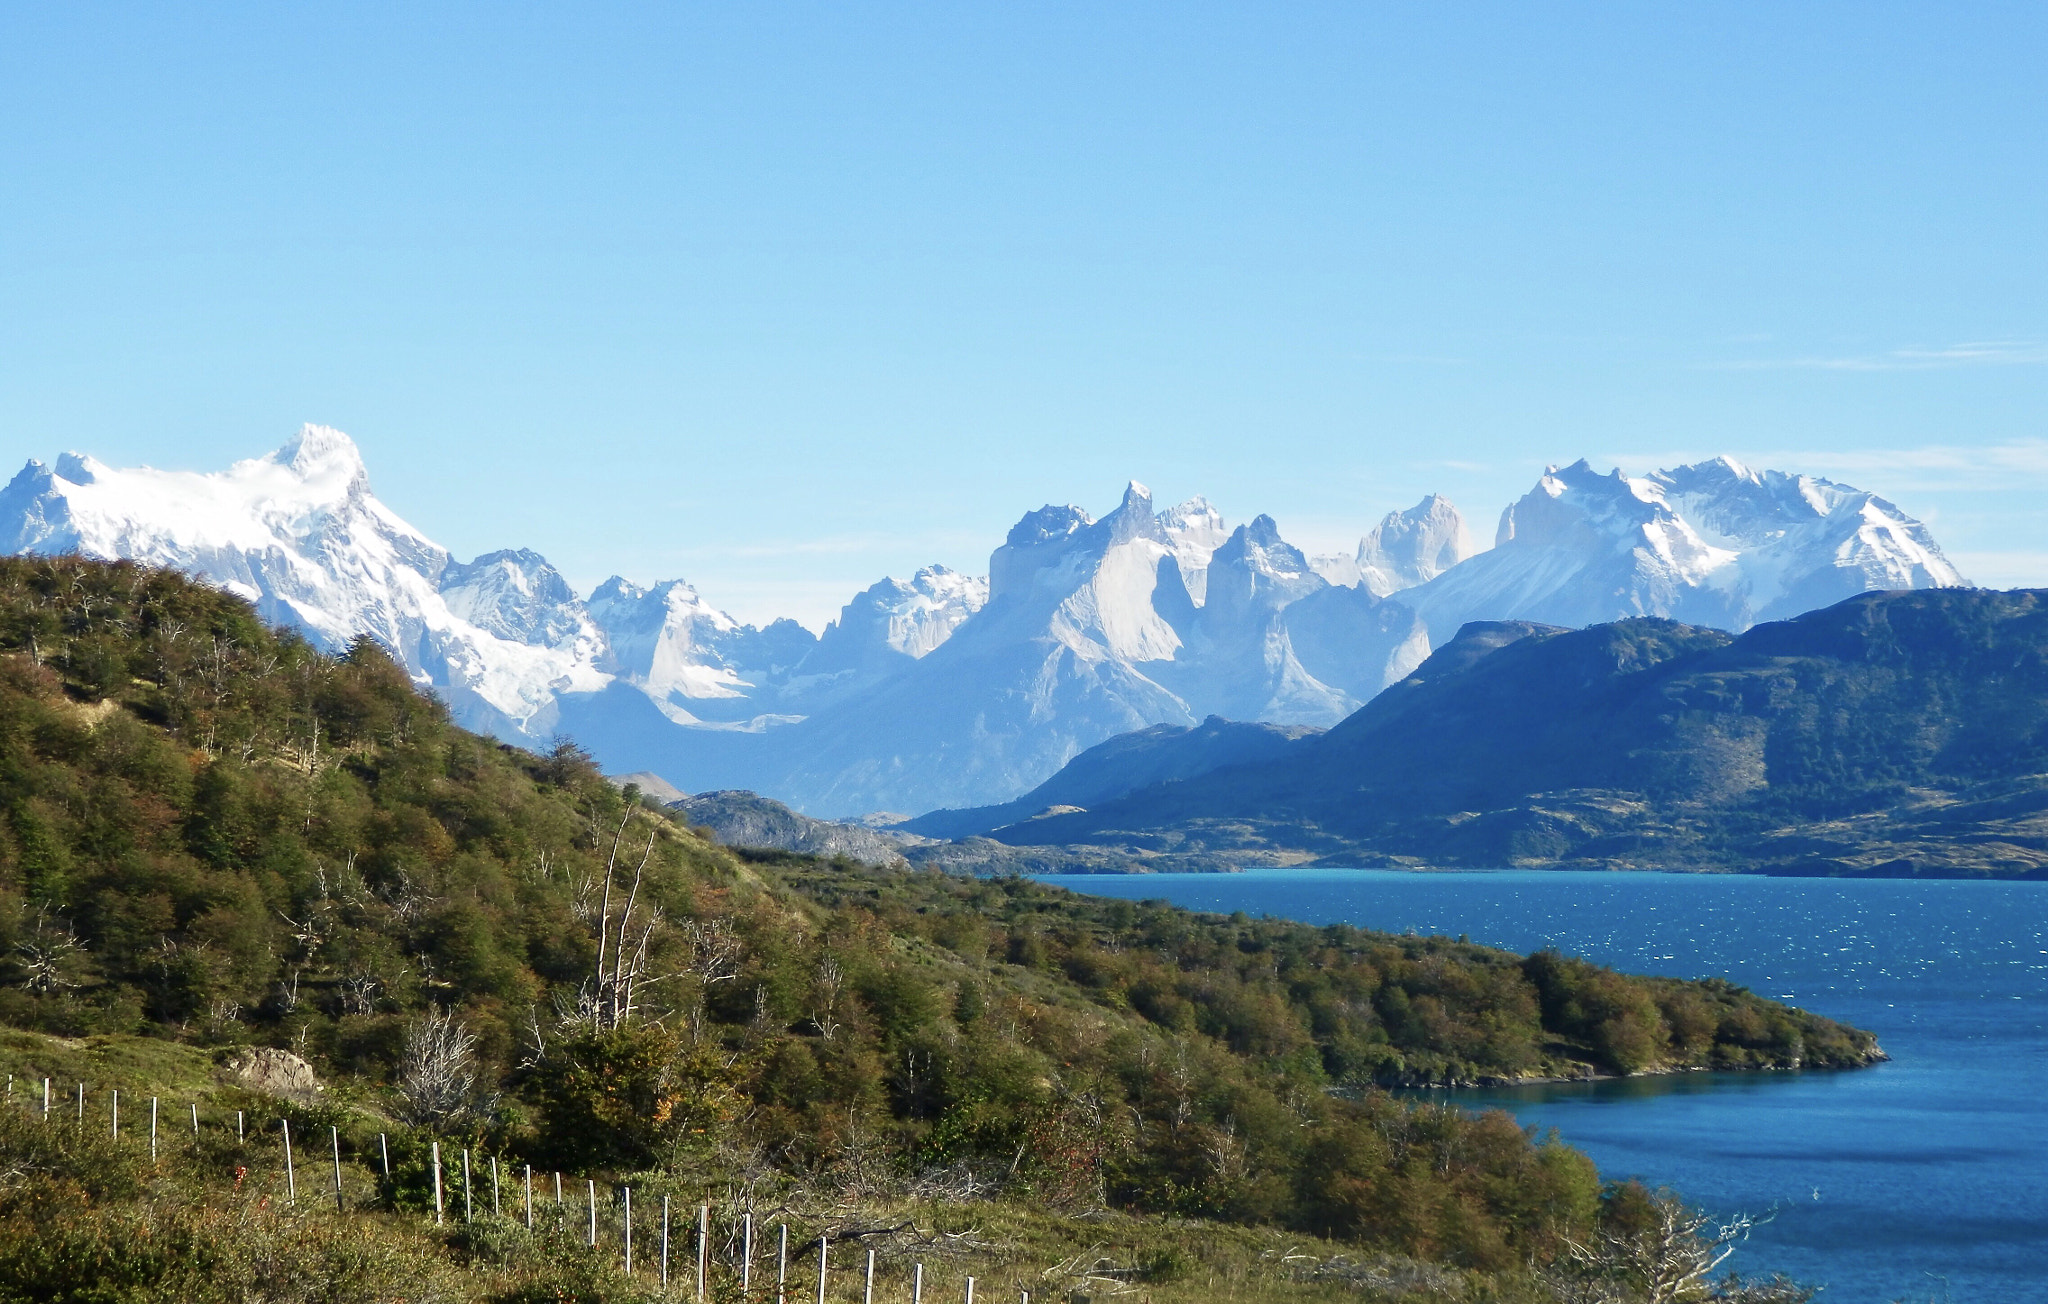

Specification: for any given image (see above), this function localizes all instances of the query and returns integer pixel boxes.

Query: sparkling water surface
[1032,869,2048,1303]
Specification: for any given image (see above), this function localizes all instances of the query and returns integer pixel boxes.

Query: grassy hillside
[0,556,1854,1301]
[1005,592,2048,876]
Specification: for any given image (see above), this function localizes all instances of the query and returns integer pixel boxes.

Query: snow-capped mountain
[805,566,988,673]
[0,426,969,748]
[0,427,611,738]
[1400,458,1967,642]
[642,485,1432,815]
[1157,514,1427,724]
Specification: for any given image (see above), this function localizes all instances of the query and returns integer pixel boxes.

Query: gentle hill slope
[0,556,1876,1301]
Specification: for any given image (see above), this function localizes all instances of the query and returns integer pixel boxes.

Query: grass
[0,1024,1551,1304]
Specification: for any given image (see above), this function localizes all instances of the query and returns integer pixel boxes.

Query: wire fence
[3,1074,1047,1304]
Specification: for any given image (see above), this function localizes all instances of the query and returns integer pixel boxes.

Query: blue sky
[3,3,2044,627]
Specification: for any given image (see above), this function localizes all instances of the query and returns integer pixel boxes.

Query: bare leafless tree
[397,1006,479,1125]
[577,811,666,1032]
[14,913,83,995]
[810,956,844,1042]
[1557,1190,1794,1304]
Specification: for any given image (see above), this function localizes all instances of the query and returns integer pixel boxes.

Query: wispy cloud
[1708,341,2048,372]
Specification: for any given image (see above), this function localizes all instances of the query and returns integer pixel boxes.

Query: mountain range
[977,588,2048,878]
[0,424,1968,815]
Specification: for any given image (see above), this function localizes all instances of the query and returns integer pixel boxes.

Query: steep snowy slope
[1401,458,1966,642]
[753,483,1202,812]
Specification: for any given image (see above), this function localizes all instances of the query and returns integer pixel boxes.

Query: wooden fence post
[742,1212,754,1298]
[281,1119,296,1203]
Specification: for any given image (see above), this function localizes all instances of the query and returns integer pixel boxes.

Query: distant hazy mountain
[1000,589,2048,877]
[1312,494,1476,596]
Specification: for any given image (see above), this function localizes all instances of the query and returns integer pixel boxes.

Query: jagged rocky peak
[1201,514,1325,623]
[439,548,584,646]
[1159,495,1228,603]
[1005,503,1093,549]
[1104,480,1168,544]
[1496,460,1662,549]
[809,564,989,672]
[272,422,371,491]
[989,502,1094,603]
[1356,494,1473,596]
[878,565,987,658]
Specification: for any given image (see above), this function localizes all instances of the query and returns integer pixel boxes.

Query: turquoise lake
[1032,869,2048,1303]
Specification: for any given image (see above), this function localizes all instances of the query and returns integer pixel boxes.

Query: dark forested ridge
[996,590,2048,877]
[0,557,1875,1300]
[900,716,1322,841]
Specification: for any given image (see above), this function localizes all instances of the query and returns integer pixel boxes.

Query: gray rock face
[1356,494,1476,597]
[674,791,909,866]
[224,1047,322,1099]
